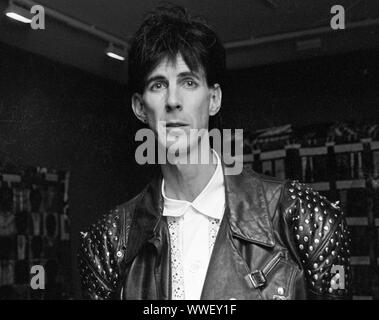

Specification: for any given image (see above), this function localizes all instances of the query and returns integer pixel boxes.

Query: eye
[183,79,198,88]
[150,81,167,91]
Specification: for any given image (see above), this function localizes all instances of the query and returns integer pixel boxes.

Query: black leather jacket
[78,166,351,300]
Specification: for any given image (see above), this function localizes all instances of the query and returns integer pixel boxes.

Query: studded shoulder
[285,180,351,299]
[78,207,124,300]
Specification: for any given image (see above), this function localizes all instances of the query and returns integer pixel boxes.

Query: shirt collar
[161,149,225,220]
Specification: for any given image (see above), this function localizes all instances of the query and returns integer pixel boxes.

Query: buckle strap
[245,270,267,289]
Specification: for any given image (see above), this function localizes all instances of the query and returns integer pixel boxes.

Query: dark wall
[1,41,378,298]
[222,49,379,130]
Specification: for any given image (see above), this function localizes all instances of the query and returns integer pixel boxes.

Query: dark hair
[128,5,226,95]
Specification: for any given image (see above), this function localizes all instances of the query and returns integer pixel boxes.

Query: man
[78,5,351,300]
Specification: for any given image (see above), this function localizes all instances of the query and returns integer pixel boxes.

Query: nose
[166,86,182,112]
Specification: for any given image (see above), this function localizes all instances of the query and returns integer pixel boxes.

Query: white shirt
[162,150,225,300]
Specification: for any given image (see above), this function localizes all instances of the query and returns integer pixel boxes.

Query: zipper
[262,251,284,277]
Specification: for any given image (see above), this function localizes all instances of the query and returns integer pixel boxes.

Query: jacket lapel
[225,169,276,247]
[125,173,172,300]
[126,174,163,263]
[200,167,276,299]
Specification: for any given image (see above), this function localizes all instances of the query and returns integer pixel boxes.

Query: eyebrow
[144,71,202,87]
[177,71,201,80]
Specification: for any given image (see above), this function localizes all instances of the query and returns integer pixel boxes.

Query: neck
[161,147,217,202]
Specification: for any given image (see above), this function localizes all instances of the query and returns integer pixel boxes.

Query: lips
[165,121,189,127]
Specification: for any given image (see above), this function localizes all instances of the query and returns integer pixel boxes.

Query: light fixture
[4,1,33,24]
[105,43,126,61]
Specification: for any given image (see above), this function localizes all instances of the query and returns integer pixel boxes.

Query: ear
[131,93,147,124]
[208,83,222,116]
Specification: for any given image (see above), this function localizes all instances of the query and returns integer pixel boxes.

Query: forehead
[147,54,206,79]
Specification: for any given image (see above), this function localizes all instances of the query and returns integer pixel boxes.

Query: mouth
[165,121,189,128]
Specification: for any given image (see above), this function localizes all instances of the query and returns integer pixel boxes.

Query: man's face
[132,54,222,156]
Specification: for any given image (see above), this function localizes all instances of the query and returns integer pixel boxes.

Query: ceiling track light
[5,0,129,62]
[105,43,126,61]
[4,0,33,23]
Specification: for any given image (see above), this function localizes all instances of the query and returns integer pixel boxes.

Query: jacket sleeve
[287,181,352,299]
[77,211,123,300]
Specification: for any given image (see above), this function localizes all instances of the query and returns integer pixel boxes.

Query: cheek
[195,95,211,123]
[143,96,164,120]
